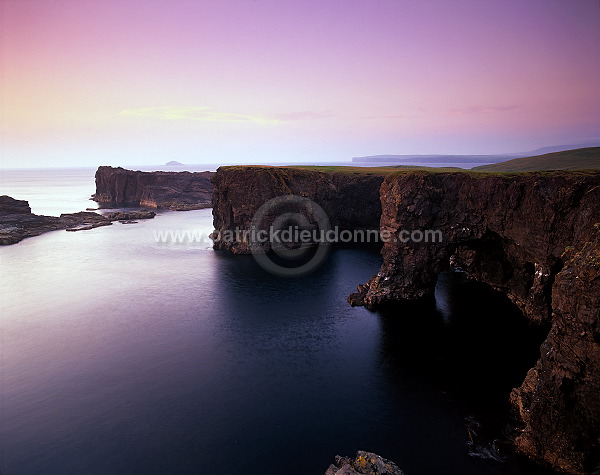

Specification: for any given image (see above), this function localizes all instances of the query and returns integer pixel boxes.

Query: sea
[0,165,551,475]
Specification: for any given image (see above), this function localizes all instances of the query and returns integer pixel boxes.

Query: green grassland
[472,147,600,172]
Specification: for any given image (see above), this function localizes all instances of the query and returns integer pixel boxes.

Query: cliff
[211,166,385,253]
[210,167,600,473]
[93,166,214,210]
[348,170,600,473]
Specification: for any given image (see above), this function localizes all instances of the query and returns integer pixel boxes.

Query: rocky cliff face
[211,166,384,253]
[348,170,599,473]
[93,166,214,210]
[210,167,599,473]
[510,227,600,473]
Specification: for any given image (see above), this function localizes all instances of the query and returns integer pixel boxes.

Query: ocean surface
[1,168,550,474]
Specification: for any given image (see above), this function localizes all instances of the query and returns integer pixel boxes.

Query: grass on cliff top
[221,165,599,178]
[220,164,464,175]
[472,147,600,172]
[286,165,465,174]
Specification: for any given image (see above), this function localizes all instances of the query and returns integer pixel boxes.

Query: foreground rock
[93,166,214,210]
[0,195,155,244]
[325,451,405,475]
[348,170,600,473]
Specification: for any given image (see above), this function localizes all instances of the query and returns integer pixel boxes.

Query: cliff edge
[93,166,214,210]
[211,166,385,253]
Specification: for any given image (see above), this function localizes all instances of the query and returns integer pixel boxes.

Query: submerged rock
[324,451,405,475]
[104,210,156,220]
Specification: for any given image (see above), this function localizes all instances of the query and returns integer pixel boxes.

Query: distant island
[165,160,184,166]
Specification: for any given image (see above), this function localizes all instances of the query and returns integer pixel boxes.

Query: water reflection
[434,270,468,325]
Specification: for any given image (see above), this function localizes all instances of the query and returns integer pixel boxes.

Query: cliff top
[218,164,600,177]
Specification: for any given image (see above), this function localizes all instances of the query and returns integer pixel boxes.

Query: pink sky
[1,0,599,167]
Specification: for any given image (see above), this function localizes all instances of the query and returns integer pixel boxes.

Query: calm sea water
[0,168,548,474]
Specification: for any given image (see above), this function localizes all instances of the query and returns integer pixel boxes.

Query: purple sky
[1,0,599,167]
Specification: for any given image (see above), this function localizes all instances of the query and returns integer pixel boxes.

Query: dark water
[1,170,548,474]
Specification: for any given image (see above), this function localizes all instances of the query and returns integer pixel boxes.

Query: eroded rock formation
[211,166,384,253]
[348,170,600,473]
[93,166,213,210]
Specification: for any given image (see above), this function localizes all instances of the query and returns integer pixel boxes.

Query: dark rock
[325,451,405,475]
[211,166,384,253]
[92,166,213,210]
[60,211,112,232]
[0,195,157,244]
[1,195,64,244]
[104,210,156,220]
[349,170,600,473]
[510,226,600,473]
[60,210,156,232]
[0,195,31,214]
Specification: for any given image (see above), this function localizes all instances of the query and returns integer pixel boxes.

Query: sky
[1,0,599,168]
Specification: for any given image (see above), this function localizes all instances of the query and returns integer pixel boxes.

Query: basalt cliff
[93,166,214,210]
[347,170,600,473]
[210,167,600,474]
[211,166,385,253]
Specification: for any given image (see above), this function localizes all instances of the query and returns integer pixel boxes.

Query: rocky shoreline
[0,195,156,245]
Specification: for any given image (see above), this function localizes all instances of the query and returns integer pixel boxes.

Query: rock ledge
[325,451,405,475]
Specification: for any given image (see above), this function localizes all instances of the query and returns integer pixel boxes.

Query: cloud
[269,111,336,121]
[448,105,519,115]
[120,106,278,125]
[120,106,335,125]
